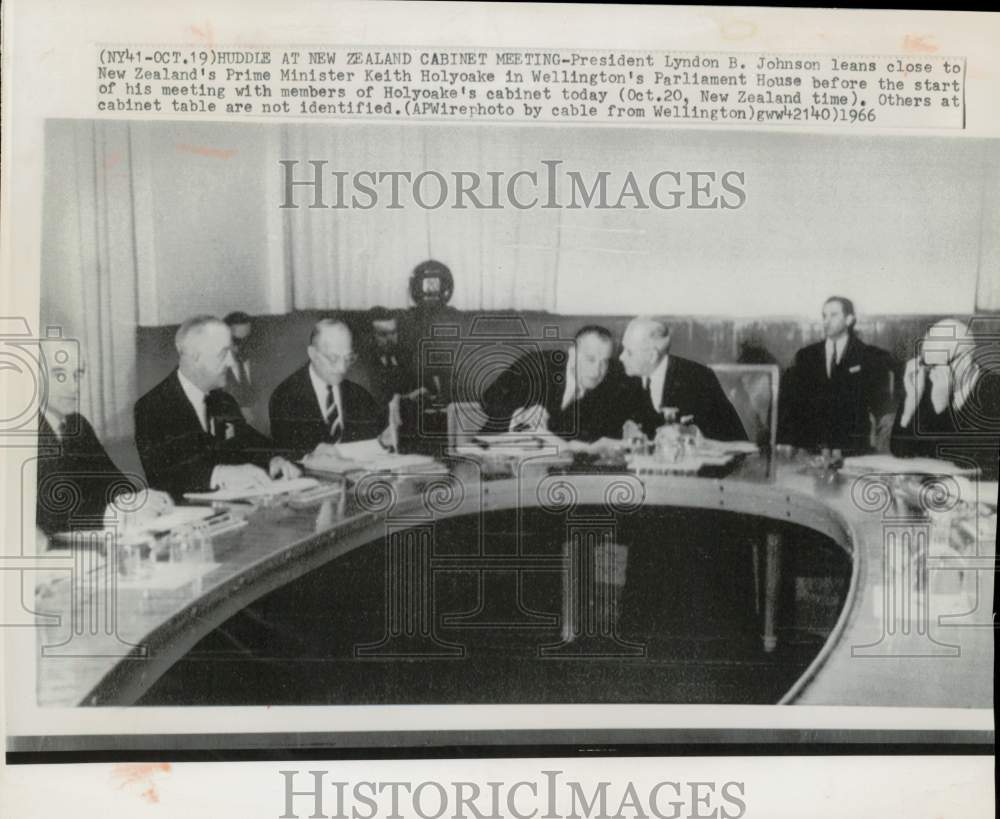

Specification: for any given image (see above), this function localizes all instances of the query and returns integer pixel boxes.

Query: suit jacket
[890,368,999,480]
[356,350,421,408]
[480,350,637,443]
[35,413,139,535]
[269,365,386,457]
[779,335,893,454]
[134,370,275,500]
[625,355,749,442]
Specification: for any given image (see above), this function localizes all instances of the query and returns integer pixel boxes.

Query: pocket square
[849,365,862,373]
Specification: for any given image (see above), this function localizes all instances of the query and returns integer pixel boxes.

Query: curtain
[40,121,143,440]
[280,123,561,312]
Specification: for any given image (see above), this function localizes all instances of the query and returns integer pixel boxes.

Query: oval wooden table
[34,453,996,711]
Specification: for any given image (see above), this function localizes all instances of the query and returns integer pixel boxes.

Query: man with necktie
[480,325,635,442]
[779,296,894,455]
[134,315,300,500]
[223,310,258,424]
[358,306,428,407]
[268,319,387,458]
[36,337,173,535]
[891,318,999,478]
[619,316,748,442]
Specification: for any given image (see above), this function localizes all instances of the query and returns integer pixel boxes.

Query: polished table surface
[34,451,996,709]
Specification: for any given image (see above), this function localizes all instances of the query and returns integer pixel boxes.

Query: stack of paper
[303,439,441,476]
[183,477,319,502]
[840,454,978,477]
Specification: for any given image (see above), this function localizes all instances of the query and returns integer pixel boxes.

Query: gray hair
[175,315,225,355]
[630,315,671,354]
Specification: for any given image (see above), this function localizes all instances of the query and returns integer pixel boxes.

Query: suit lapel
[660,356,678,409]
[170,370,209,435]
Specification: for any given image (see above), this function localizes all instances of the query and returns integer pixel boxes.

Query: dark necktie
[326,384,342,442]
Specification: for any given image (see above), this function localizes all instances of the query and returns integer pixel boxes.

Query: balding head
[919,318,974,368]
[308,319,355,385]
[176,315,233,392]
[620,316,671,377]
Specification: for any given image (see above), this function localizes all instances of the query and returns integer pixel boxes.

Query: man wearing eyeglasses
[269,318,387,458]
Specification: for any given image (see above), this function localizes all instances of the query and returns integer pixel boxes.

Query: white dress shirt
[178,369,209,431]
[560,363,584,410]
[43,410,66,438]
[644,354,670,411]
[309,365,343,427]
[825,336,847,377]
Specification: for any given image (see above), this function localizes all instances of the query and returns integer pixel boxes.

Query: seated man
[890,318,999,479]
[480,325,635,443]
[135,315,300,500]
[619,316,748,441]
[36,337,173,535]
[779,296,894,455]
[269,319,387,458]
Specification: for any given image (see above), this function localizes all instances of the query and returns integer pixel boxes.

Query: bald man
[36,338,173,535]
[619,316,748,442]
[890,319,999,478]
[268,319,386,458]
[134,315,300,499]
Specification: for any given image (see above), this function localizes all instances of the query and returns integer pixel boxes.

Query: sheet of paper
[183,477,319,502]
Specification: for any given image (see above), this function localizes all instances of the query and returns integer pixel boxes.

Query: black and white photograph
[17,117,998,721]
[1,4,998,815]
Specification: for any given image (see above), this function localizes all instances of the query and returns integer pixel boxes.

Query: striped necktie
[326,384,342,442]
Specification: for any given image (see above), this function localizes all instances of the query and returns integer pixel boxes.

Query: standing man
[481,325,635,442]
[36,337,173,535]
[779,296,894,455]
[134,315,300,500]
[619,316,748,441]
[269,319,387,458]
[224,310,258,424]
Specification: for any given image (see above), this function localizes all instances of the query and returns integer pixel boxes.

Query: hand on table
[269,456,302,480]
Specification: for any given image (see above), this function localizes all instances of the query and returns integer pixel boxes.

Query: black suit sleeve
[698,368,749,442]
[480,357,539,433]
[36,416,138,535]
[343,381,388,443]
[136,388,274,499]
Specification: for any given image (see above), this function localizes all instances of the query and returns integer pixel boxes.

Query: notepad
[183,476,319,502]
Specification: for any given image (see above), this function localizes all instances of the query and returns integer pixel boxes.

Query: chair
[711,363,782,652]
[710,363,781,453]
[446,401,489,452]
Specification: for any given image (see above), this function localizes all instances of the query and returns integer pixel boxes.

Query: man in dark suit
[269,319,387,458]
[36,338,173,535]
[480,325,636,443]
[357,306,426,407]
[223,310,259,424]
[891,318,999,479]
[779,296,894,455]
[619,316,748,441]
[135,315,300,500]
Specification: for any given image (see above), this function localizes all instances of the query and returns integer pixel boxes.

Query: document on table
[183,477,320,502]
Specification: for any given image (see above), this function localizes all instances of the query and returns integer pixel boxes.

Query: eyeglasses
[315,349,357,367]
